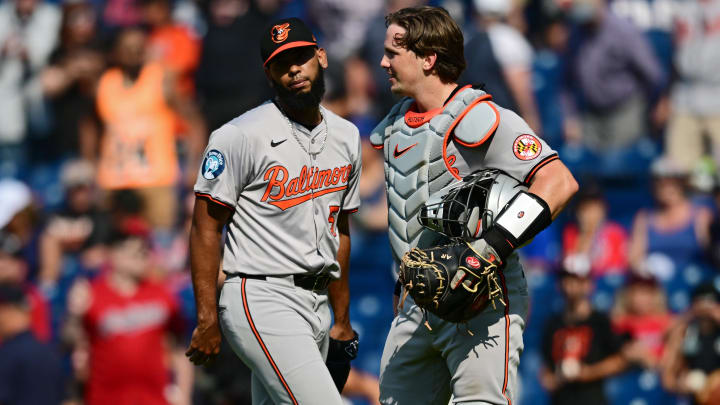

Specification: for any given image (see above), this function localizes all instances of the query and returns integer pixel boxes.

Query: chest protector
[371,87,496,264]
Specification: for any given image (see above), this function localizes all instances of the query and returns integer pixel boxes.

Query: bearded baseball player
[185,17,361,404]
[371,7,578,405]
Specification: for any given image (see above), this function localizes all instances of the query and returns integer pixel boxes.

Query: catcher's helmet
[418,169,526,240]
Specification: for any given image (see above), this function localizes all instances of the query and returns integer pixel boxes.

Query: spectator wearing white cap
[664,0,720,174]
[0,179,42,279]
[0,179,32,231]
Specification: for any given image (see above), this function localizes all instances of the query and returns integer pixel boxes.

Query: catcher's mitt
[399,241,505,324]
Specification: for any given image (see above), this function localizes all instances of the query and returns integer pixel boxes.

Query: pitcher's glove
[398,240,506,323]
[326,330,359,393]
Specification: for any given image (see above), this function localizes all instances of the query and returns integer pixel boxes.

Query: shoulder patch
[202,149,226,179]
[513,134,542,160]
[453,100,499,148]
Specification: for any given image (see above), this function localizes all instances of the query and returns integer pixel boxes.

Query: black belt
[225,272,333,292]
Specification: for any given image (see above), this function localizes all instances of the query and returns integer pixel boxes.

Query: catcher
[370,7,578,405]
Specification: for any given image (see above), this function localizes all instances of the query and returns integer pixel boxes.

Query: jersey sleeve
[482,106,558,184]
[193,123,252,209]
[342,132,362,213]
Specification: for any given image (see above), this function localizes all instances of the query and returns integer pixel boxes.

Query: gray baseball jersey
[194,101,362,279]
[371,85,557,405]
[195,100,361,405]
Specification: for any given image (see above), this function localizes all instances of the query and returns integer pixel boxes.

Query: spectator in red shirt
[612,274,673,369]
[562,186,628,278]
[64,228,190,405]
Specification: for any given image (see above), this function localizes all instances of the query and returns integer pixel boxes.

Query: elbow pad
[482,191,552,261]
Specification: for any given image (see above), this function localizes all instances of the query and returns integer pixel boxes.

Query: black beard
[272,68,325,111]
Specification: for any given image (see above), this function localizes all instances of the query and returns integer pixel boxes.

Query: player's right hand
[185,319,222,366]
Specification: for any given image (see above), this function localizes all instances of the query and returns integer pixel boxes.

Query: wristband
[482,191,552,261]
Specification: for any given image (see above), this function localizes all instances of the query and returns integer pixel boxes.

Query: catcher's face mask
[418,170,526,240]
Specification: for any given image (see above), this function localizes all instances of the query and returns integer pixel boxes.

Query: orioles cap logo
[271,23,291,44]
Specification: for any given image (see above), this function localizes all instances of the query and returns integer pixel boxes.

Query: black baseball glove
[326,330,359,393]
[398,240,505,323]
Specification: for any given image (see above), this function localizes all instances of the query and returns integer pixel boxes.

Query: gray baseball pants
[379,260,529,405]
[219,276,344,405]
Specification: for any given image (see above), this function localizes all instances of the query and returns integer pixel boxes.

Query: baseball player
[370,7,578,405]
[185,17,362,405]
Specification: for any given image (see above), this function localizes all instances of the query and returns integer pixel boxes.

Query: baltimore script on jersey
[261,164,354,210]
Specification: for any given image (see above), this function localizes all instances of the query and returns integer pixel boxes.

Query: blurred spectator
[94,27,205,231]
[324,56,379,134]
[0,283,63,405]
[40,0,105,163]
[562,0,664,150]
[661,281,720,404]
[142,0,201,98]
[306,0,383,61]
[0,0,61,167]
[151,191,194,276]
[664,0,720,174]
[63,228,190,405]
[172,0,207,37]
[708,179,720,270]
[610,0,676,74]
[195,0,275,131]
[612,274,673,369]
[38,160,109,291]
[608,0,676,138]
[0,234,51,342]
[102,0,143,28]
[0,179,42,279]
[562,185,628,277]
[540,265,626,405]
[629,158,712,279]
[532,13,570,147]
[107,189,148,238]
[462,0,542,133]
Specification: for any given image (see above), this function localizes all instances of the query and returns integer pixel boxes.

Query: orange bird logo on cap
[271,23,291,44]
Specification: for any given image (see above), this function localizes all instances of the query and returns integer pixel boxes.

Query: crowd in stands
[1,0,720,404]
